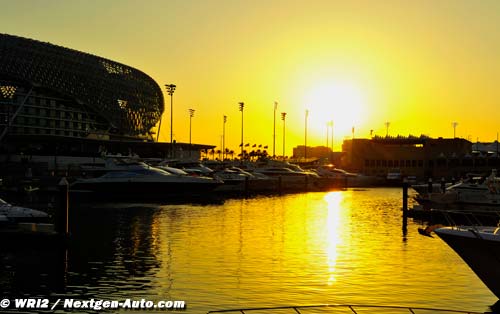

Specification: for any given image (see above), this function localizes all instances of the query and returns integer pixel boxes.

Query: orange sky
[2,0,500,155]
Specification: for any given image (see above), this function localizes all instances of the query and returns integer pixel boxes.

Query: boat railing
[207,304,484,313]
[436,209,500,229]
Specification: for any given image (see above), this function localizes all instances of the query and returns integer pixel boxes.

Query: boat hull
[435,228,500,298]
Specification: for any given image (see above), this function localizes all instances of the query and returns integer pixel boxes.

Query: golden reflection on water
[150,189,497,313]
[325,192,343,285]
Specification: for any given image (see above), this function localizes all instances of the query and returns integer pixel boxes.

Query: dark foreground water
[0,188,498,313]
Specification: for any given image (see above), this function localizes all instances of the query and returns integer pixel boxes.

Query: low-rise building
[340,135,498,180]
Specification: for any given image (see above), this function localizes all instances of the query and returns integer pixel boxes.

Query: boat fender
[417,224,444,237]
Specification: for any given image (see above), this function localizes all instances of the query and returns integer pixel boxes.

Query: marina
[0,188,498,313]
[2,2,500,313]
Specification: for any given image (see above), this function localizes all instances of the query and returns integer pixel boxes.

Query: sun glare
[305,81,367,138]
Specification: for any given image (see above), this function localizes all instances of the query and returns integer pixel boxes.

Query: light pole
[222,115,227,160]
[452,122,458,138]
[162,84,176,146]
[273,101,278,158]
[188,108,195,157]
[304,109,309,161]
[188,109,195,144]
[281,112,287,158]
[385,121,390,137]
[330,120,334,162]
[239,102,245,160]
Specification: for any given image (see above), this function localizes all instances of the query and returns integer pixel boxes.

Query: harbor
[0,188,497,313]
[2,2,500,312]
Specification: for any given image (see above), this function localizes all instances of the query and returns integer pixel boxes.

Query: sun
[305,81,367,138]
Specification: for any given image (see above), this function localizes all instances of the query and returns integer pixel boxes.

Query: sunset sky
[1,0,500,154]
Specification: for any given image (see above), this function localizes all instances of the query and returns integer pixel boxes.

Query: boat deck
[207,304,484,313]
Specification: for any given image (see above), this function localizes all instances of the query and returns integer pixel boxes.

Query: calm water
[0,188,498,313]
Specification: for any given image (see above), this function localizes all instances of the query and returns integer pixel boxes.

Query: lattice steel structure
[0,33,164,140]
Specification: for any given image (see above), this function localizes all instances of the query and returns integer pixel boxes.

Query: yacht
[156,165,190,176]
[411,181,452,195]
[212,167,275,192]
[0,198,54,235]
[252,167,312,183]
[435,225,500,299]
[415,170,500,211]
[0,198,49,223]
[315,165,383,187]
[251,167,324,191]
[168,160,214,176]
[71,167,222,200]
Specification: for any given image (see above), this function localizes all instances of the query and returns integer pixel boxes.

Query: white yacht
[0,198,49,223]
[71,167,222,200]
[316,165,383,187]
[212,167,275,192]
[168,160,214,176]
[435,225,500,299]
[416,170,500,211]
[251,166,324,191]
[0,198,54,235]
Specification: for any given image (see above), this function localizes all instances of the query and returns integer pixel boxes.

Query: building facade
[293,145,332,159]
[0,33,163,144]
[340,136,496,180]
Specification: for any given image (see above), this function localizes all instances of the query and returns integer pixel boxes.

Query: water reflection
[325,192,343,285]
[0,242,68,297]
[0,204,163,303]
[1,189,498,313]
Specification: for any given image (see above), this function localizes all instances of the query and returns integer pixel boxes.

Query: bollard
[402,179,409,235]
[441,177,446,193]
[427,178,433,194]
[56,177,69,237]
[402,179,408,215]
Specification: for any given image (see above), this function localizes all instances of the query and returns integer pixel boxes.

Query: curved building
[0,33,164,141]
